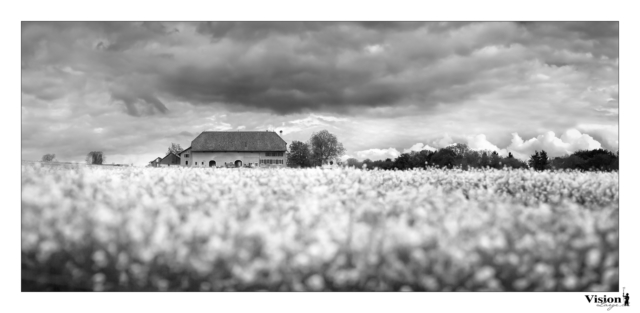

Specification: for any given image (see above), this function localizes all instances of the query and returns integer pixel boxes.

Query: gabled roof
[160,152,180,162]
[191,131,287,152]
[177,147,191,155]
[149,157,162,163]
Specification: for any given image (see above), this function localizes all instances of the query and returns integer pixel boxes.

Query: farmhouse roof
[191,131,287,152]
[177,147,191,155]
[149,157,162,163]
[160,152,180,162]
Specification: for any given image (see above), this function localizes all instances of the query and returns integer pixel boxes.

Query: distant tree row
[345,143,528,171]
[344,144,618,172]
[40,152,107,164]
[287,130,346,167]
[545,149,618,171]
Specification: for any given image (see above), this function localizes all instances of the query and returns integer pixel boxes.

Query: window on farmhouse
[185,154,189,158]
[186,161,189,165]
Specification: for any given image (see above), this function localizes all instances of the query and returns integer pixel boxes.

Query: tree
[167,143,183,155]
[539,150,549,170]
[287,141,312,168]
[346,158,361,168]
[464,150,480,169]
[502,157,528,169]
[528,151,539,170]
[507,152,514,159]
[480,152,490,168]
[449,143,470,157]
[86,151,105,165]
[373,158,394,170]
[394,153,412,170]
[490,151,501,169]
[41,154,56,162]
[528,150,548,171]
[408,150,434,169]
[309,130,346,166]
[555,155,586,170]
[431,148,457,168]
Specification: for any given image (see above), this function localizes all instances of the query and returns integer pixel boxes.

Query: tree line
[345,143,529,171]
[344,144,618,172]
[39,151,107,164]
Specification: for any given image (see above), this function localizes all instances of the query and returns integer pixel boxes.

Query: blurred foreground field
[21,165,618,291]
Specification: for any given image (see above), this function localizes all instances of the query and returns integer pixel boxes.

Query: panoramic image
[21,21,618,291]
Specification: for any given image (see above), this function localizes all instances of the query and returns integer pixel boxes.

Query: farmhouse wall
[189,151,285,167]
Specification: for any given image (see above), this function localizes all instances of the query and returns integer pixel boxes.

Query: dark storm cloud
[110,87,168,117]
[22,21,618,116]
[196,21,328,41]
[159,56,408,114]
[516,21,618,60]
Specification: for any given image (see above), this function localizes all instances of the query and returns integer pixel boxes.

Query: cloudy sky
[21,21,618,165]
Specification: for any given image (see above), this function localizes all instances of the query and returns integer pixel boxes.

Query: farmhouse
[148,157,162,167]
[180,131,287,168]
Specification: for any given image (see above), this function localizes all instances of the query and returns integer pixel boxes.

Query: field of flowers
[21,164,619,291]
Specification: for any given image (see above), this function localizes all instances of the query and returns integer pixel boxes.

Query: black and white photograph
[8,0,639,311]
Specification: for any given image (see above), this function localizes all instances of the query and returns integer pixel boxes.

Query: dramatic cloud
[21,22,618,165]
[506,129,602,160]
[351,129,607,162]
[403,143,437,153]
[356,148,401,161]
[465,134,508,156]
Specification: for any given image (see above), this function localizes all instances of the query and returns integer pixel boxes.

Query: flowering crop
[21,164,618,291]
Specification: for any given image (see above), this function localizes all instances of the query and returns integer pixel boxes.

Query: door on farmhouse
[234,160,242,167]
[209,160,216,167]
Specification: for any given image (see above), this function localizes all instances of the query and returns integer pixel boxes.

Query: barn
[181,131,287,168]
[159,152,181,167]
[148,157,162,167]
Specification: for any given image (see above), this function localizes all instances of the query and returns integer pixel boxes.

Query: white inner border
[4,1,635,312]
